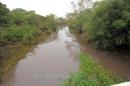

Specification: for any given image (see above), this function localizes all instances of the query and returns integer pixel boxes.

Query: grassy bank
[0,3,58,82]
[61,53,123,86]
[0,29,55,82]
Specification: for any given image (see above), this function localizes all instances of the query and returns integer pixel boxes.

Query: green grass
[61,53,123,86]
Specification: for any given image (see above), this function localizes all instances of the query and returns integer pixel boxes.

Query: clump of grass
[61,53,123,86]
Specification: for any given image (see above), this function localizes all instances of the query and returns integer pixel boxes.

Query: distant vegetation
[61,53,122,86]
[0,2,57,58]
[0,7,57,45]
[67,0,130,51]
[0,2,57,81]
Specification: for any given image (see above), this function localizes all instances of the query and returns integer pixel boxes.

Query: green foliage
[61,53,122,86]
[69,0,130,50]
[41,14,57,32]
[56,17,66,26]
[10,9,45,27]
[0,6,57,45]
[0,2,10,26]
[112,20,127,30]
[1,25,39,43]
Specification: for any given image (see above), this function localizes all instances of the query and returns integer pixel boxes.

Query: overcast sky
[0,0,99,17]
[0,0,78,17]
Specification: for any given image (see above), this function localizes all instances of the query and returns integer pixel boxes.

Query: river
[1,27,80,86]
[1,26,130,86]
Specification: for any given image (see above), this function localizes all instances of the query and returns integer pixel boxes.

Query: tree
[69,0,130,51]
[0,2,10,26]
[71,1,78,13]
[10,8,28,25]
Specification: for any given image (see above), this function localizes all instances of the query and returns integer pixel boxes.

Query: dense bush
[68,0,130,50]
[0,25,39,43]
[0,2,10,26]
[41,14,57,32]
[0,2,57,46]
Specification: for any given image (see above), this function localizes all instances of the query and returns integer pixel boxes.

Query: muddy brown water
[1,27,80,86]
[82,44,130,80]
[76,33,130,80]
[1,26,130,86]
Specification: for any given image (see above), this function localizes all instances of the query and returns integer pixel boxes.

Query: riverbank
[0,26,125,86]
[0,27,79,86]
[61,52,123,86]
[0,5,58,82]
[69,28,130,80]
[0,31,56,83]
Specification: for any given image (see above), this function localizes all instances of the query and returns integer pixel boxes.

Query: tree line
[67,0,130,52]
[0,2,57,46]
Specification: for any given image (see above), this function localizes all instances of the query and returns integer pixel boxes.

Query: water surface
[1,27,80,86]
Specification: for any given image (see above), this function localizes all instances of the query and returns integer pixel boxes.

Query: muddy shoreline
[70,29,130,80]
[0,32,56,83]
